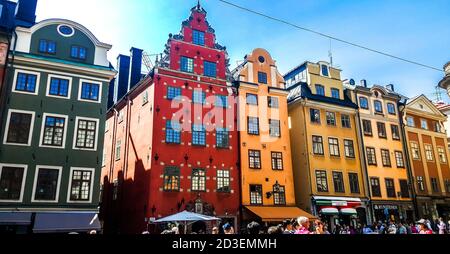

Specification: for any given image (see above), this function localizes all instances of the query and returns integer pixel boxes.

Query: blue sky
[36,0,450,100]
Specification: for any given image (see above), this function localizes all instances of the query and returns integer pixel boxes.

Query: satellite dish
[349,79,355,86]
[343,78,356,90]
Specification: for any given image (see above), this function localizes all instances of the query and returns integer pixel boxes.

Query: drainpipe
[300,100,314,214]
[235,83,243,233]
[399,103,419,221]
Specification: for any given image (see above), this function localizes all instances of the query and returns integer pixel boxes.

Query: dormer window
[71,46,87,60]
[193,30,205,46]
[39,40,56,54]
[320,64,329,77]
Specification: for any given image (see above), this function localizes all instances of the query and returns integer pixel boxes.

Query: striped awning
[340,208,357,215]
[319,207,339,215]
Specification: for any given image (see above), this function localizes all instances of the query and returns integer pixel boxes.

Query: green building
[0,18,115,233]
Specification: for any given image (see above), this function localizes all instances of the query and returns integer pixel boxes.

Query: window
[246,93,258,105]
[271,152,283,170]
[411,142,421,160]
[216,128,229,148]
[381,149,391,167]
[115,140,121,161]
[359,97,369,109]
[268,96,279,108]
[434,122,442,133]
[445,179,450,193]
[344,140,355,158]
[395,151,405,168]
[48,77,70,98]
[391,125,400,140]
[370,178,381,197]
[417,176,425,191]
[71,46,87,60]
[320,64,329,77]
[387,103,396,115]
[312,136,324,155]
[80,81,100,102]
[315,84,325,96]
[315,170,328,192]
[249,150,261,169]
[366,147,377,165]
[406,117,415,127]
[165,121,181,144]
[191,169,206,192]
[250,185,263,205]
[163,166,180,191]
[310,108,321,124]
[247,117,259,135]
[58,25,74,36]
[193,90,205,104]
[33,167,60,202]
[0,165,26,201]
[258,72,267,84]
[269,119,281,137]
[273,185,286,205]
[377,122,387,138]
[204,61,217,78]
[331,88,340,99]
[333,171,345,193]
[41,114,67,147]
[15,72,38,93]
[215,95,227,108]
[362,119,372,136]
[4,110,34,145]
[328,138,340,157]
[420,119,428,130]
[341,114,351,128]
[385,179,396,198]
[326,112,336,126]
[217,170,230,192]
[349,173,360,194]
[437,147,447,163]
[74,118,98,150]
[192,124,206,146]
[192,29,205,46]
[39,39,56,54]
[142,90,149,105]
[112,180,118,201]
[167,86,182,100]
[399,179,409,198]
[180,56,194,73]
[374,100,383,113]
[69,169,93,202]
[431,178,439,193]
[424,144,434,161]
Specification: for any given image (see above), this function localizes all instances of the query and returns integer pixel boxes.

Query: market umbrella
[154,210,221,234]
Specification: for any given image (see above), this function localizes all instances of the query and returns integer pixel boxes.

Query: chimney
[16,0,37,25]
[115,54,131,101]
[128,47,143,91]
[360,79,367,88]
[386,84,395,92]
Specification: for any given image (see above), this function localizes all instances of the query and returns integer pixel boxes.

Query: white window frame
[12,69,41,95]
[0,163,28,203]
[3,109,36,146]
[31,165,62,203]
[66,167,95,203]
[45,74,72,99]
[77,79,102,103]
[38,113,69,149]
[421,119,428,130]
[406,117,415,127]
[319,63,330,77]
[72,116,100,151]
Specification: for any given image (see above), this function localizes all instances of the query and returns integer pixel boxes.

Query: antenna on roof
[328,39,333,67]
[432,86,444,103]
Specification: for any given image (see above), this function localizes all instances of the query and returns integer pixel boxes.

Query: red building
[101,3,240,234]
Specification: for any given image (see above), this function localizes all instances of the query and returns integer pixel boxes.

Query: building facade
[0,17,115,233]
[355,84,415,223]
[404,95,450,220]
[232,48,312,225]
[438,61,450,98]
[285,61,369,230]
[101,3,240,234]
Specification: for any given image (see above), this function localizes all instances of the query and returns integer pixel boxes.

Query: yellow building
[233,48,313,223]
[285,61,368,230]
[354,84,415,222]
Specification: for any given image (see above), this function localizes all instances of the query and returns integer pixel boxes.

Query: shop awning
[313,196,362,206]
[33,212,100,233]
[0,212,32,225]
[340,208,357,215]
[319,207,339,215]
[245,206,317,221]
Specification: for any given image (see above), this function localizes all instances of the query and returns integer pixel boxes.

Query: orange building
[232,49,313,224]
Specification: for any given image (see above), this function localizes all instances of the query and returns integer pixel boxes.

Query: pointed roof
[406,94,446,119]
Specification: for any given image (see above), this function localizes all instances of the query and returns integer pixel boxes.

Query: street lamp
[265,181,281,199]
